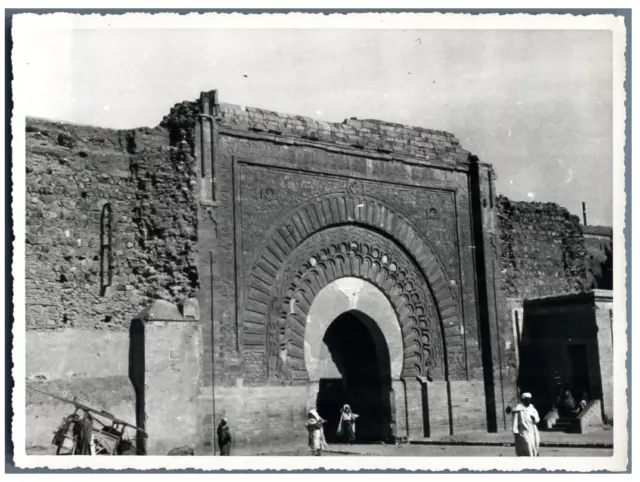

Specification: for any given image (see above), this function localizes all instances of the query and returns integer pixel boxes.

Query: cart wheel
[93,437,111,455]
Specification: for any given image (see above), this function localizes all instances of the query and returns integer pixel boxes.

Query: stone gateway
[24,89,610,455]
[191,90,514,453]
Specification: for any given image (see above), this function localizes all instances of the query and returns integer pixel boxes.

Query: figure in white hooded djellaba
[512,392,541,456]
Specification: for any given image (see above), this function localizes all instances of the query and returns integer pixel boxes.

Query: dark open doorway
[567,344,590,400]
[316,310,392,443]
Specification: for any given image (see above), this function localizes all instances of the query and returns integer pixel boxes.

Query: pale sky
[16,28,613,225]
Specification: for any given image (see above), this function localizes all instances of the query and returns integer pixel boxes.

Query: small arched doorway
[316,310,392,443]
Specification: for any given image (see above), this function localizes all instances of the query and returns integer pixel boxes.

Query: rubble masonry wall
[24,118,198,451]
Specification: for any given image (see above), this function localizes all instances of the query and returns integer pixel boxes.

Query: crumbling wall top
[215,102,470,165]
[582,225,613,237]
[196,90,471,166]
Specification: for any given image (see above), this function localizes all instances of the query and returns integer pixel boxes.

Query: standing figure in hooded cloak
[217,417,232,456]
[337,404,359,443]
[306,409,327,456]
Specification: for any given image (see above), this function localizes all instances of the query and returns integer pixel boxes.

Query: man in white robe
[512,392,540,456]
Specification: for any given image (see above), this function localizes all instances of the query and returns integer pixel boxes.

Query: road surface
[270,444,613,457]
[27,443,613,457]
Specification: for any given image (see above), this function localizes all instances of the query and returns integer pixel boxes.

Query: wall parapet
[188,90,472,167]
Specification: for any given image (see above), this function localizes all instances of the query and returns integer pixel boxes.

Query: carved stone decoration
[248,224,454,384]
[278,246,443,381]
[446,278,466,377]
[242,193,463,384]
[447,351,465,375]
[345,179,364,196]
[282,178,299,193]
[261,187,277,201]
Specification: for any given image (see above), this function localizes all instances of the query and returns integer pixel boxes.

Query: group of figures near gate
[305,404,359,456]
[213,405,358,457]
[213,392,589,456]
[306,391,581,458]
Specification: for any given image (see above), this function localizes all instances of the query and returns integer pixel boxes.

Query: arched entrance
[251,225,455,439]
[317,310,392,442]
[249,207,458,387]
[304,277,402,443]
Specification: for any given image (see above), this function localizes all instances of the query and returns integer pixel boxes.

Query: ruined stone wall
[25,117,198,452]
[496,198,611,420]
[26,119,139,330]
[496,195,588,299]
[215,102,471,164]
[583,226,613,290]
[25,118,198,331]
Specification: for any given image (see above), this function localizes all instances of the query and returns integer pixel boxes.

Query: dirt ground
[26,442,613,458]
[269,444,613,457]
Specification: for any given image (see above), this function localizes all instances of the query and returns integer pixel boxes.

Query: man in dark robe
[558,389,578,417]
[217,417,232,456]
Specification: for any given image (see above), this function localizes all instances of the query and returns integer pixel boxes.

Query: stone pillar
[392,379,407,439]
[404,377,424,439]
[505,297,524,408]
[306,380,320,413]
[469,156,517,433]
[506,298,524,350]
[130,299,201,455]
[424,380,452,437]
[593,290,614,422]
[196,90,219,203]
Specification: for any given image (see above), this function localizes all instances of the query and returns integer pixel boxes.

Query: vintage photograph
[10,11,628,472]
